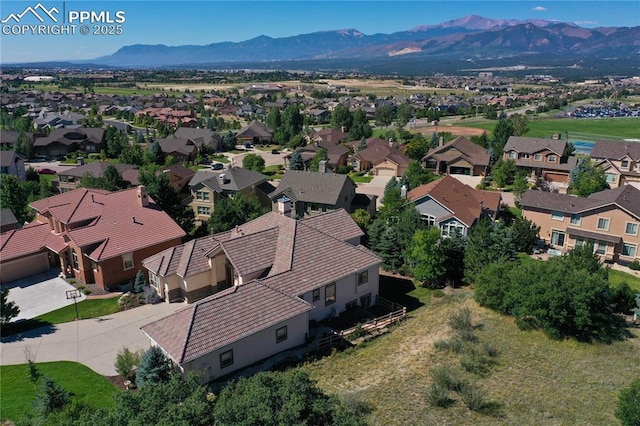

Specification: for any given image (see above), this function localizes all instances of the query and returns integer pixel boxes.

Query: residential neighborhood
[1,64,640,425]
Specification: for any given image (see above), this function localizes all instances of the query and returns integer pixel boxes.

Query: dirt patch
[104,374,129,391]
[409,124,486,137]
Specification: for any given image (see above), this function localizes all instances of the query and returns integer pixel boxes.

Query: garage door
[0,252,49,284]
[376,167,396,176]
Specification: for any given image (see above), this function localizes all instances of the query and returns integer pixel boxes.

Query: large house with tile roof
[408,175,502,238]
[351,138,411,177]
[590,140,640,189]
[503,136,577,184]
[141,208,380,380]
[0,186,185,287]
[520,185,640,263]
[422,136,490,176]
[34,127,105,157]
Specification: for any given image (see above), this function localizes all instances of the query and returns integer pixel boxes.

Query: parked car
[211,163,224,170]
[271,149,280,154]
[37,168,57,174]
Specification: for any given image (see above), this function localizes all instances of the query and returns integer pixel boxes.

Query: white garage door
[376,167,396,176]
[1,252,49,284]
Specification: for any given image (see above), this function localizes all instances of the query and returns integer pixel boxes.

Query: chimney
[77,156,84,166]
[439,137,444,147]
[132,216,137,224]
[137,185,149,207]
[389,138,393,147]
[318,160,328,173]
[401,184,408,199]
[276,196,292,217]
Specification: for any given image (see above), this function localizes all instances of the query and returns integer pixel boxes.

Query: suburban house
[0,130,34,150]
[160,164,195,194]
[285,141,350,170]
[308,128,349,145]
[141,208,381,381]
[269,170,358,217]
[34,128,105,157]
[155,138,198,163]
[0,186,185,287]
[590,140,640,189]
[407,175,502,238]
[351,139,411,177]
[235,121,273,145]
[503,136,577,184]
[188,167,273,222]
[56,162,140,193]
[422,136,490,176]
[0,150,26,181]
[173,128,222,152]
[0,208,19,233]
[520,185,640,263]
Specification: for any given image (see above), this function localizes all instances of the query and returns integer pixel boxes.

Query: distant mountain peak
[410,14,555,32]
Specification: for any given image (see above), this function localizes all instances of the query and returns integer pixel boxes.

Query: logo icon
[1,2,59,24]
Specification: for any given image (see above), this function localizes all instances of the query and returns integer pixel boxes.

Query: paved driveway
[0,302,185,376]
[4,269,86,321]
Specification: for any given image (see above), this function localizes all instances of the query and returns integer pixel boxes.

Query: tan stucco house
[590,140,640,190]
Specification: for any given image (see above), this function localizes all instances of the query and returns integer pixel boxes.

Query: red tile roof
[141,281,313,363]
[0,221,53,261]
[29,187,185,261]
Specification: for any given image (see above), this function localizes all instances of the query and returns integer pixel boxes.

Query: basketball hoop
[66,289,81,319]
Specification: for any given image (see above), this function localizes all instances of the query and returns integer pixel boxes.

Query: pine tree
[1,288,20,331]
[134,270,146,294]
[289,150,305,171]
[136,346,173,387]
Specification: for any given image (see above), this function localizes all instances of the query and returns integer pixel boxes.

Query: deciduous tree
[242,153,266,173]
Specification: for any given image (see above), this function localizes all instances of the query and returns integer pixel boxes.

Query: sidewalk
[0,302,185,376]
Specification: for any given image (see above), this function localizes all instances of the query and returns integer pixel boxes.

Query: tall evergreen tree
[136,346,173,387]
[289,150,305,171]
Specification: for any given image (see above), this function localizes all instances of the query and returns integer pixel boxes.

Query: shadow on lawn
[379,274,425,313]
[1,319,57,343]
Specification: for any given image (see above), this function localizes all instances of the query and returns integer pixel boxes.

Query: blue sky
[1,1,638,63]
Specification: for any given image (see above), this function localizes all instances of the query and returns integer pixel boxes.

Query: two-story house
[407,175,502,238]
[34,128,105,157]
[0,186,185,287]
[520,185,640,263]
[188,167,273,223]
[141,208,380,381]
[236,121,273,145]
[422,136,490,176]
[590,140,640,189]
[56,162,140,193]
[173,128,222,152]
[155,138,198,163]
[0,151,26,181]
[269,170,357,217]
[351,139,411,177]
[503,136,577,184]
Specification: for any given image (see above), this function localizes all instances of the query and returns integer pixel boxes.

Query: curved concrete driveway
[0,302,185,376]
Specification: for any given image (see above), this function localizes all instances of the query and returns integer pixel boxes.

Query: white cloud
[532,6,547,11]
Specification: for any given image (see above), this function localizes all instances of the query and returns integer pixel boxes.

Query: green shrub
[448,308,473,333]
[68,279,76,284]
[427,383,454,408]
[628,261,640,271]
[481,342,499,358]
[460,350,491,375]
[616,377,640,426]
[433,338,464,354]
[114,347,143,381]
[459,383,489,412]
[81,288,91,295]
[430,366,465,392]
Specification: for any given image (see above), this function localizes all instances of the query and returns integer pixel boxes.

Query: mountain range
[88,15,639,68]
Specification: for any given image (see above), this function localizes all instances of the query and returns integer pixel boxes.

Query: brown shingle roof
[591,140,640,161]
[59,162,138,179]
[504,136,567,156]
[270,170,354,205]
[407,175,499,227]
[141,281,313,363]
[422,136,490,167]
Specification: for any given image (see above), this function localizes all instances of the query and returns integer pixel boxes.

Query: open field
[0,361,118,422]
[300,277,640,425]
[461,117,640,141]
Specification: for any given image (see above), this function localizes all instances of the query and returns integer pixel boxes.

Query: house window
[551,211,564,221]
[122,253,134,270]
[426,159,437,169]
[358,271,368,286]
[508,151,517,159]
[421,214,436,227]
[569,214,581,225]
[197,206,211,215]
[597,217,610,231]
[625,223,639,236]
[551,230,565,247]
[575,237,585,247]
[605,173,617,183]
[360,293,372,308]
[312,288,320,302]
[325,282,336,306]
[345,300,358,310]
[276,326,287,343]
[547,154,557,163]
[149,273,159,289]
[534,154,543,161]
[441,223,464,238]
[621,160,630,169]
[196,191,210,201]
[622,243,637,258]
[220,350,234,369]
[595,241,607,255]
[71,249,79,270]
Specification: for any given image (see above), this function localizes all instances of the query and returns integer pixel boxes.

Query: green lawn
[264,164,285,180]
[300,287,640,424]
[349,173,373,183]
[609,269,640,293]
[0,361,118,422]
[4,297,121,336]
[462,117,640,141]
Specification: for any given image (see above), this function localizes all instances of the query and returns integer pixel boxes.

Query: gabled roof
[520,185,640,219]
[0,150,21,167]
[34,128,105,147]
[236,121,273,139]
[407,175,500,227]
[0,222,53,262]
[270,170,353,205]
[310,128,349,145]
[141,281,313,363]
[0,208,18,227]
[155,138,197,157]
[591,140,640,161]
[173,127,221,147]
[189,167,267,193]
[355,144,410,167]
[504,136,567,155]
[58,162,138,179]
[29,187,185,261]
[302,209,364,242]
[422,136,490,167]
